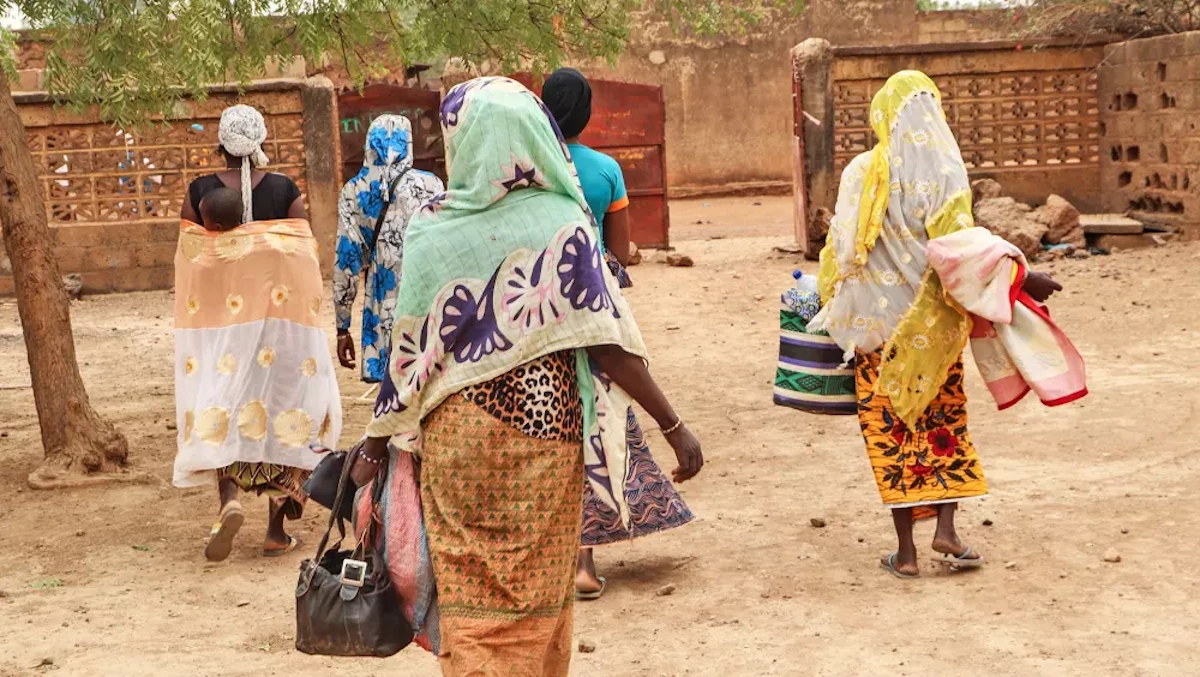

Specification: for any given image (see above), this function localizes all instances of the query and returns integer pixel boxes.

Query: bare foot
[932,535,981,561]
[262,534,300,557]
[576,549,604,596]
[880,551,919,577]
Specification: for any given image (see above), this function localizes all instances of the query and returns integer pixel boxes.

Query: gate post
[301,76,343,277]
[791,38,835,260]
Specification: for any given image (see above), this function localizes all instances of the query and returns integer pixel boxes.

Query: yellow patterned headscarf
[856,71,942,267]
[814,70,976,426]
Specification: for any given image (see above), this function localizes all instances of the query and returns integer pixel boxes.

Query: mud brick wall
[567,3,1024,195]
[831,41,1107,212]
[1099,32,1200,238]
[915,10,1014,45]
[0,79,341,296]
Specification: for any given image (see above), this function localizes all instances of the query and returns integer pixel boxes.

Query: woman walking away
[180,104,306,225]
[175,104,342,561]
[813,71,1086,579]
[540,68,632,266]
[334,115,445,383]
[349,77,703,675]
[542,67,694,600]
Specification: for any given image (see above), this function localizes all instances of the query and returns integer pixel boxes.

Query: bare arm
[602,208,631,266]
[587,344,703,483]
[180,190,199,223]
[287,196,307,220]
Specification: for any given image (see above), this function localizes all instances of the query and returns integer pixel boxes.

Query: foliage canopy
[1,0,802,128]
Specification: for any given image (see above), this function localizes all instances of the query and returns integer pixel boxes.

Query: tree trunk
[0,70,132,489]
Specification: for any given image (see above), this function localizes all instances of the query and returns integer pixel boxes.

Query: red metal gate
[337,84,444,182]
[513,74,670,248]
[337,78,669,248]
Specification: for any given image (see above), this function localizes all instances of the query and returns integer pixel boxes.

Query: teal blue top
[568,143,628,250]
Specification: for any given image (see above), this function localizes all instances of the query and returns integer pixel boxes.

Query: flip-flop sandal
[576,577,607,601]
[204,500,245,562]
[932,546,984,569]
[262,535,301,558]
[880,552,919,580]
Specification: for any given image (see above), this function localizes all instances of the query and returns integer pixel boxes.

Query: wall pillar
[791,38,835,259]
[300,76,342,277]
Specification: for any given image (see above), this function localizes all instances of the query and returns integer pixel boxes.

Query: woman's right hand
[664,424,703,484]
[1023,271,1063,303]
[337,332,357,369]
[349,437,388,487]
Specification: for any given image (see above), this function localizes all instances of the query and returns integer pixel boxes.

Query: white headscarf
[218,105,270,224]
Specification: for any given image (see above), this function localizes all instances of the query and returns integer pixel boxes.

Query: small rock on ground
[655,584,677,597]
[578,639,596,654]
[809,518,827,528]
[665,254,694,268]
[971,178,1004,203]
[1103,548,1122,563]
[627,243,642,266]
[63,274,84,301]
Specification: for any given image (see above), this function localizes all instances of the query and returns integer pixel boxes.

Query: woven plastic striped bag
[772,296,856,415]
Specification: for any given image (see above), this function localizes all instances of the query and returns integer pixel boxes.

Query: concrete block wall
[0,78,342,296]
[1099,31,1200,237]
[832,42,1108,213]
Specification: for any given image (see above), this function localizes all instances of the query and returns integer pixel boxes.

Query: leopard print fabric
[460,351,583,442]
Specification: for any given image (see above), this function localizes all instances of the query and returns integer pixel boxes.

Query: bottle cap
[792,270,802,280]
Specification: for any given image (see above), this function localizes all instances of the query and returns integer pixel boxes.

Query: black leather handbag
[295,453,413,657]
[302,448,355,521]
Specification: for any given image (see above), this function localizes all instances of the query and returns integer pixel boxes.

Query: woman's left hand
[1024,271,1062,303]
[349,437,388,487]
[664,424,703,484]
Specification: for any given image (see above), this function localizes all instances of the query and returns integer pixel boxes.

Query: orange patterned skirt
[420,395,581,676]
[856,350,988,509]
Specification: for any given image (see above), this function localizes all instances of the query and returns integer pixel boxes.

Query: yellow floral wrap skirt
[856,350,988,508]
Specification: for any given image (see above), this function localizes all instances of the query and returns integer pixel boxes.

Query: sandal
[262,534,301,558]
[576,577,607,601]
[880,552,919,580]
[204,500,245,562]
[932,546,984,569]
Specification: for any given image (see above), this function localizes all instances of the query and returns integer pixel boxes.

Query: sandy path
[0,196,1197,676]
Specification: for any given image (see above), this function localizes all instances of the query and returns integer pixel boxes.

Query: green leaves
[9,0,804,128]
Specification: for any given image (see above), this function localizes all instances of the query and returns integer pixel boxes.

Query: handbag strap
[309,442,360,571]
[363,168,411,278]
[350,457,390,563]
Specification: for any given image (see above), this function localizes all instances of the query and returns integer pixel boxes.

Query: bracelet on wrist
[662,419,684,435]
[358,448,384,465]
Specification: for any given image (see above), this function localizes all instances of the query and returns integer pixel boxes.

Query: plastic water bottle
[787,270,822,323]
[793,270,819,296]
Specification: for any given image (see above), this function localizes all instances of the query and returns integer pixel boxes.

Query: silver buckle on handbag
[339,558,368,588]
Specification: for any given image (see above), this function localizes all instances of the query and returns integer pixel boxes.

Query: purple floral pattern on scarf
[558,226,616,315]
[374,369,405,418]
[439,270,513,364]
[393,316,443,394]
[502,248,564,333]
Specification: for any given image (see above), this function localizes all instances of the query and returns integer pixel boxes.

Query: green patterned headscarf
[366,77,645,520]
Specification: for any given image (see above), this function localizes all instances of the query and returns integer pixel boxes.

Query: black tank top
[186,173,301,222]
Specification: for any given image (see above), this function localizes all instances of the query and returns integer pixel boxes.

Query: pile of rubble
[971,179,1090,261]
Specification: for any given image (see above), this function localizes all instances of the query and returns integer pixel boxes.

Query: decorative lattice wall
[27,112,307,227]
[0,89,314,295]
[833,69,1101,174]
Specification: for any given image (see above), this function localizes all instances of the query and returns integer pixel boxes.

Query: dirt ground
[1,196,1198,676]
